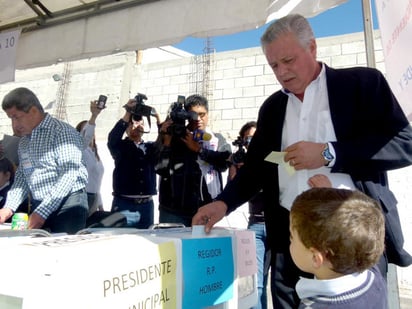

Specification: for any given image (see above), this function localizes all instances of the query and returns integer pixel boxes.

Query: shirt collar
[296,269,370,299]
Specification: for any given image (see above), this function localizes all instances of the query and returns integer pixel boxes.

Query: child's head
[289,187,385,276]
[0,157,15,186]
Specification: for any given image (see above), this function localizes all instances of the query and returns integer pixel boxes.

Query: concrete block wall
[1,30,411,304]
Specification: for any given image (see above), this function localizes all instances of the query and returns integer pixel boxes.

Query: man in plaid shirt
[0,87,88,234]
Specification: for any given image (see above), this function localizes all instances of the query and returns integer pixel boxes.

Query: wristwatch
[321,143,334,166]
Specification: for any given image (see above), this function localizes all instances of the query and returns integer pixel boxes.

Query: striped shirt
[6,114,87,219]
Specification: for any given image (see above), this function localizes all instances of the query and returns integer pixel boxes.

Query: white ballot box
[0,227,257,309]
[0,234,182,309]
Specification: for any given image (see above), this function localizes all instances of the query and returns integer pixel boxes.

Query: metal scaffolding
[53,62,71,121]
[189,37,215,101]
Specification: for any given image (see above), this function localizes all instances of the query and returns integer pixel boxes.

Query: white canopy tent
[3,0,410,118]
[0,0,349,70]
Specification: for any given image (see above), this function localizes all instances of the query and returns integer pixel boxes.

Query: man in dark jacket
[107,98,161,229]
[156,94,231,227]
[192,14,412,308]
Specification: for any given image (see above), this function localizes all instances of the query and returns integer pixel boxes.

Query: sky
[173,0,379,55]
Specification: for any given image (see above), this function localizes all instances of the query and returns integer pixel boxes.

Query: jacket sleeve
[217,93,285,213]
[199,133,232,172]
[327,67,412,175]
[154,143,172,177]
[107,120,128,159]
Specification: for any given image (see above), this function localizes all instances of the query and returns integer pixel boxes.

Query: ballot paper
[264,151,295,176]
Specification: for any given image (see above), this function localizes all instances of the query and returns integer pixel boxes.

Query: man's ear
[309,247,324,269]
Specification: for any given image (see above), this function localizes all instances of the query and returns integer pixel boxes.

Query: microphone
[193,130,212,142]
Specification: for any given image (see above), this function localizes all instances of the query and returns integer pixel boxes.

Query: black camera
[130,93,154,121]
[231,136,247,164]
[167,95,198,138]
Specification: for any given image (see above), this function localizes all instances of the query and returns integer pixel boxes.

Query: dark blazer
[107,120,158,196]
[220,65,412,267]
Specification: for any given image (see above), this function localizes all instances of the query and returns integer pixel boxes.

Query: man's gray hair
[261,14,315,51]
[2,87,44,113]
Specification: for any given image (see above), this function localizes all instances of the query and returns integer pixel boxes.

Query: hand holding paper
[265,151,295,176]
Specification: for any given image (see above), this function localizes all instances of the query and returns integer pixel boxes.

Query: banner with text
[0,30,20,84]
[375,0,412,120]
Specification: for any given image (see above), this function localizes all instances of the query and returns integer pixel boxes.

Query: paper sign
[182,237,234,308]
[264,151,295,176]
[0,30,21,84]
[375,0,412,120]
[235,230,257,277]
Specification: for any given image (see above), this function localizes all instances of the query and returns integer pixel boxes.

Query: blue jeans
[111,196,154,229]
[248,222,270,309]
[32,189,88,234]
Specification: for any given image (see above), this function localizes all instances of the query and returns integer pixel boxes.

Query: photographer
[107,97,161,229]
[156,94,232,227]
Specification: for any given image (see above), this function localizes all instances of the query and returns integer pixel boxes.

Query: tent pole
[361,0,376,68]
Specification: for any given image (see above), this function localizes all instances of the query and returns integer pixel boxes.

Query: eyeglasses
[196,112,207,119]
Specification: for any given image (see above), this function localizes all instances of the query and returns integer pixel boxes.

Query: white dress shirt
[279,64,355,210]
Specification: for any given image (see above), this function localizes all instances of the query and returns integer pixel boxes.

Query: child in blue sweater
[289,187,388,309]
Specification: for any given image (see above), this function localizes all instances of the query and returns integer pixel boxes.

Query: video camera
[124,93,155,131]
[167,95,198,138]
[130,93,153,120]
[231,136,247,164]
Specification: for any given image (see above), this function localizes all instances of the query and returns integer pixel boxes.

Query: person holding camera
[107,97,161,229]
[75,100,105,217]
[156,94,232,227]
[228,121,270,309]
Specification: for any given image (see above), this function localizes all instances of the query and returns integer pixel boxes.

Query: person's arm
[107,99,135,159]
[88,100,102,126]
[154,119,173,176]
[81,101,103,148]
[199,133,232,172]
[151,107,162,130]
[33,128,86,222]
[329,68,412,174]
[0,166,29,223]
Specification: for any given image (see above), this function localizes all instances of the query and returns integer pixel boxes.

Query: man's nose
[276,63,289,76]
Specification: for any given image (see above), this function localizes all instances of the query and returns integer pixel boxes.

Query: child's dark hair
[0,157,15,182]
[291,187,385,274]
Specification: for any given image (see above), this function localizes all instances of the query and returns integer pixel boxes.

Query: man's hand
[159,119,173,146]
[28,212,45,230]
[122,99,136,122]
[0,207,13,224]
[182,132,202,153]
[284,141,326,170]
[191,201,228,233]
